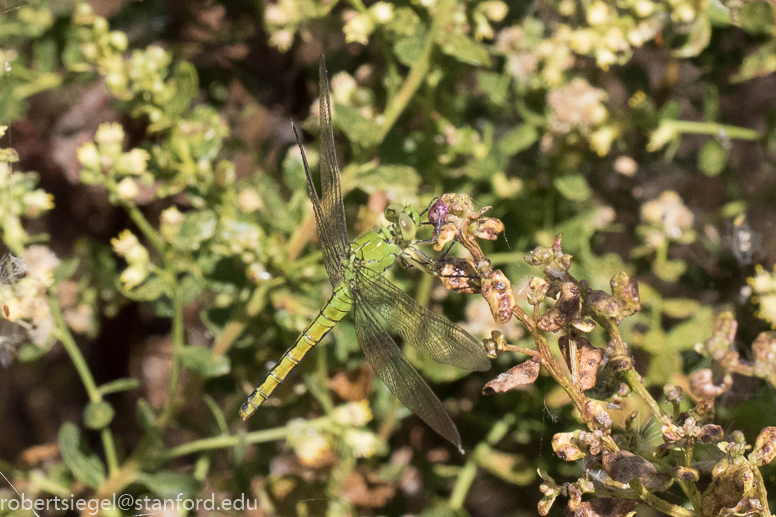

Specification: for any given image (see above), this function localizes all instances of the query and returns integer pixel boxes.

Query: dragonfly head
[385,203,420,242]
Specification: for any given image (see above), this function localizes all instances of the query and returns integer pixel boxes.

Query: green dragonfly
[240,56,491,452]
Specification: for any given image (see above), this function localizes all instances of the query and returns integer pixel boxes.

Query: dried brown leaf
[482,358,541,394]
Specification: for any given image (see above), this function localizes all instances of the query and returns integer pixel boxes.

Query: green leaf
[180,346,231,378]
[498,123,538,157]
[662,298,701,319]
[83,401,115,430]
[732,41,776,83]
[179,274,203,305]
[17,341,56,361]
[136,471,200,498]
[437,31,491,66]
[98,378,141,395]
[119,274,172,302]
[394,33,426,67]
[698,140,728,176]
[673,16,712,58]
[476,448,535,485]
[554,174,592,201]
[257,172,296,233]
[478,71,510,107]
[168,60,199,117]
[334,103,380,149]
[174,209,217,251]
[739,1,775,35]
[653,259,687,282]
[58,422,106,488]
[646,347,682,385]
[721,201,747,218]
[350,164,421,201]
[53,257,80,283]
[135,398,159,430]
[666,306,714,351]
[283,143,312,193]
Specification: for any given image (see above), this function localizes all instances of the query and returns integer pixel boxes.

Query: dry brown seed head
[699,424,724,443]
[481,269,515,324]
[689,368,733,400]
[552,432,587,461]
[750,426,776,466]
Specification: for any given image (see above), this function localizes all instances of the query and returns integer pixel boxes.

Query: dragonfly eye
[399,212,417,241]
[385,203,403,223]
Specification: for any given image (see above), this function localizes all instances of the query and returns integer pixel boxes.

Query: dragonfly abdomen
[240,284,354,420]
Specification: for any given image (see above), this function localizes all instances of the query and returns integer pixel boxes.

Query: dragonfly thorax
[347,231,402,281]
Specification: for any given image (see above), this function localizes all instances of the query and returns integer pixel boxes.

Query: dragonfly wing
[318,55,350,284]
[291,56,350,286]
[353,295,464,452]
[293,124,345,285]
[356,266,491,371]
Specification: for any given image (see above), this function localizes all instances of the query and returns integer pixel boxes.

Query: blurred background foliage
[0,0,775,515]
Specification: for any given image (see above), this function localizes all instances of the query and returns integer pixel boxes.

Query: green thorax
[344,203,422,283]
[346,226,401,281]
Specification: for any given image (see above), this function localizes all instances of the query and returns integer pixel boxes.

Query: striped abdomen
[240,283,353,419]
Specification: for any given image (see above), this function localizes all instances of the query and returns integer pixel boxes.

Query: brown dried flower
[538,282,582,332]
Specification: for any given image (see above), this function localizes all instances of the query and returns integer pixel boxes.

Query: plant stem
[49,296,99,399]
[449,414,516,509]
[665,120,761,140]
[620,368,672,427]
[604,321,672,427]
[751,466,774,517]
[211,277,284,357]
[48,295,119,475]
[162,418,333,458]
[629,479,695,517]
[376,0,454,142]
[159,284,184,427]
[345,0,368,14]
[120,200,167,262]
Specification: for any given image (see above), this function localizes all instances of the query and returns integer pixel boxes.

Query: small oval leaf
[58,422,106,488]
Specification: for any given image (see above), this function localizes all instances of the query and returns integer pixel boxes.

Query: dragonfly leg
[400,245,437,275]
[438,240,456,260]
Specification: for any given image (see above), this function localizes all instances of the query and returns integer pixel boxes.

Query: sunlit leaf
[59,422,106,488]
[554,174,592,201]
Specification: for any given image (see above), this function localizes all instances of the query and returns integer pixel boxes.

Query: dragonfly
[240,56,491,452]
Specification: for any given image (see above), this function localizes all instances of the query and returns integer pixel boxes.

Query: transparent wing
[353,294,464,452]
[355,266,491,372]
[291,56,350,286]
[292,124,345,285]
[318,55,350,284]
